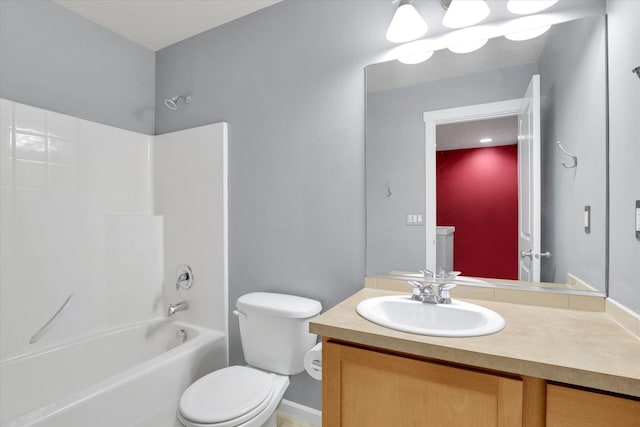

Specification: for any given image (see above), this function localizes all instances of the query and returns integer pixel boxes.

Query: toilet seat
[178,366,276,427]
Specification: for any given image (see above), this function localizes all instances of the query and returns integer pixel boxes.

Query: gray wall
[607,0,640,313]
[538,17,607,288]
[366,64,538,274]
[155,0,392,409]
[2,0,637,415]
[0,0,155,134]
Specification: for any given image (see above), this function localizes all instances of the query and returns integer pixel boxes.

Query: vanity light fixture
[504,15,554,41]
[448,38,488,53]
[386,0,428,43]
[442,0,490,29]
[507,0,559,15]
[479,138,493,143]
[394,39,436,64]
[398,50,434,65]
[447,26,490,53]
[505,25,551,41]
[391,8,560,64]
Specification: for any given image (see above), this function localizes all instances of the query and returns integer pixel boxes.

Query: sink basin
[356,296,505,337]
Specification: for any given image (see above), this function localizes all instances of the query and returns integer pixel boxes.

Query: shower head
[164,97,178,110]
[164,94,192,110]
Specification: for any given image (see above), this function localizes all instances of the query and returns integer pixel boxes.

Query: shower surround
[0,98,229,424]
[0,98,160,361]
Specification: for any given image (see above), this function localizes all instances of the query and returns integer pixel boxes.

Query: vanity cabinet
[546,384,640,427]
[323,339,529,427]
[323,339,640,427]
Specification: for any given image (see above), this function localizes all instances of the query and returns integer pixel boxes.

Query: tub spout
[168,300,189,317]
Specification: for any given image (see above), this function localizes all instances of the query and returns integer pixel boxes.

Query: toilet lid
[179,366,275,425]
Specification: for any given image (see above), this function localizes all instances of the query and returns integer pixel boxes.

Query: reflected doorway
[424,76,542,281]
[436,118,519,280]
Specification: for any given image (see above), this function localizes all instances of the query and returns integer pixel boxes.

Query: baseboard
[277,399,322,426]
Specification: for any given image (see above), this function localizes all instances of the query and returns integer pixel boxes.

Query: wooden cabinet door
[323,340,523,427]
[546,384,640,427]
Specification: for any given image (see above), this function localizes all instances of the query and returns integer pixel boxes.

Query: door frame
[423,98,526,273]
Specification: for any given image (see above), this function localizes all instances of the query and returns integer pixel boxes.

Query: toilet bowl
[177,366,289,427]
[176,292,322,427]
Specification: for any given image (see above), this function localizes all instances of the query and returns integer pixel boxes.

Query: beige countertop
[310,288,640,398]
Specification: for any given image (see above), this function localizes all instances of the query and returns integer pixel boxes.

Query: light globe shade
[398,50,434,65]
[507,0,559,15]
[505,24,551,41]
[503,15,554,40]
[448,38,488,53]
[445,26,491,54]
[386,2,428,43]
[443,0,491,29]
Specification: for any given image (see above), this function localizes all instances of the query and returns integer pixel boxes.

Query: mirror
[366,15,607,294]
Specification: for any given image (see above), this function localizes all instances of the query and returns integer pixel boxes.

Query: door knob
[520,250,533,258]
[536,251,552,259]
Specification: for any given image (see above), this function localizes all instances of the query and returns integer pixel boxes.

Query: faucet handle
[444,270,461,281]
[438,283,456,303]
[176,264,194,290]
[409,281,434,291]
[438,283,456,292]
[408,280,423,289]
[408,280,424,298]
[418,269,434,280]
[408,280,435,301]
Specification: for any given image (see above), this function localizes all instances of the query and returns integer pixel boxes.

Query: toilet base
[261,411,278,427]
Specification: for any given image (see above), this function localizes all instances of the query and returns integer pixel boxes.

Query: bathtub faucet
[168,300,189,317]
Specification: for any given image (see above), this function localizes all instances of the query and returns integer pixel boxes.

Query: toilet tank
[236,292,322,375]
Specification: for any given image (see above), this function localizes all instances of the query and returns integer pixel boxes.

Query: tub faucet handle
[176,265,194,290]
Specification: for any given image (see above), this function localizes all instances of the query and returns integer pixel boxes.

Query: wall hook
[556,141,577,169]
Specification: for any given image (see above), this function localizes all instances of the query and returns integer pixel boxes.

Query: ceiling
[54,0,281,51]
[436,116,518,151]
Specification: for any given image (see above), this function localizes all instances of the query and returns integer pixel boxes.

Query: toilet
[177,292,322,427]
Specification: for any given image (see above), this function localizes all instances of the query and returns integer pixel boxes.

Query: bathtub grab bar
[29,294,74,344]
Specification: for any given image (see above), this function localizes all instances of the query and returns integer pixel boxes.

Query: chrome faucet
[408,269,459,304]
[176,264,194,290]
[168,300,189,316]
[410,281,438,303]
[437,283,456,304]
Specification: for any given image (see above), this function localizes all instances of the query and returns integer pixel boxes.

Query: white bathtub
[0,320,227,427]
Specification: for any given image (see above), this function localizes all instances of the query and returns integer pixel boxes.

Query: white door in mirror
[356,296,505,337]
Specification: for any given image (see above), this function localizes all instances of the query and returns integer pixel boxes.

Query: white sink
[356,296,505,337]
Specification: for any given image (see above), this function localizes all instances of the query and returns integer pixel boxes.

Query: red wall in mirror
[436,145,518,280]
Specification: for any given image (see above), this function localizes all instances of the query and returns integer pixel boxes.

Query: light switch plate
[584,206,591,234]
[406,213,424,226]
[636,200,640,240]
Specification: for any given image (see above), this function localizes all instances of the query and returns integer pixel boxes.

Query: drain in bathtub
[176,329,187,342]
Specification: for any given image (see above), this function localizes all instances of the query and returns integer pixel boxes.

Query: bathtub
[0,320,227,427]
